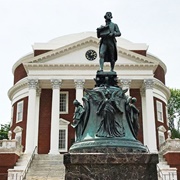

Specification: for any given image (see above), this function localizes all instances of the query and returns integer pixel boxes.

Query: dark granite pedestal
[64,152,158,180]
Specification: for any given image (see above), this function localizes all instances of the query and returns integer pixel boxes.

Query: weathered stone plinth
[64,152,158,180]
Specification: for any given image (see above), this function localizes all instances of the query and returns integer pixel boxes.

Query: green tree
[0,123,10,140]
[167,88,180,138]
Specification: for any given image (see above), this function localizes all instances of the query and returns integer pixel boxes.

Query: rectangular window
[16,101,23,123]
[60,92,68,114]
[59,129,67,151]
[156,101,163,122]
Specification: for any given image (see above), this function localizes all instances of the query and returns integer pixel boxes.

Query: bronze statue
[96,89,125,137]
[71,100,85,141]
[69,12,148,153]
[97,12,121,72]
[126,97,140,138]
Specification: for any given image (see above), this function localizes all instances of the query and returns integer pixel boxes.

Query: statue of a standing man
[97,12,121,72]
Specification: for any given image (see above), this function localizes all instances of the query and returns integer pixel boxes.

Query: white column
[120,79,131,96]
[49,79,62,154]
[34,88,41,150]
[143,79,157,153]
[25,79,38,154]
[140,88,147,146]
[74,79,85,104]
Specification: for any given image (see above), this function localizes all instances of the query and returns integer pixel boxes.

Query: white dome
[34,31,148,51]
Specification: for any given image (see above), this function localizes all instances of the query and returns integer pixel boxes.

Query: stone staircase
[157,154,177,180]
[24,154,65,180]
[8,154,31,180]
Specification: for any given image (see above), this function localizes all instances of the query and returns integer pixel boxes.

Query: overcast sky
[1,0,180,124]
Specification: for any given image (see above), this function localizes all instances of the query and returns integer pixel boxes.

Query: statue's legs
[99,44,107,71]
[110,60,115,72]
[107,41,115,72]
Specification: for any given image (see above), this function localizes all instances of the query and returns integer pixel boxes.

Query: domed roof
[33,31,148,51]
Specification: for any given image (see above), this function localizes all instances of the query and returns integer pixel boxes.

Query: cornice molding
[23,62,158,74]
[8,78,28,100]
[154,79,170,100]
[118,47,155,64]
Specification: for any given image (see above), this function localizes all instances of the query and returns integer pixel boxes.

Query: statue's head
[73,99,80,106]
[104,12,113,20]
[131,97,137,104]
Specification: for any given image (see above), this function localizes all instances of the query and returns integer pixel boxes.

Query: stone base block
[64,153,158,180]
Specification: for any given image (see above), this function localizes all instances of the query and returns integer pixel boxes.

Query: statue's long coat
[99,22,121,62]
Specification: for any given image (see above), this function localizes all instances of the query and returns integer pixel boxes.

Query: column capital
[74,79,85,89]
[36,88,41,96]
[28,79,39,89]
[120,79,131,87]
[144,79,154,89]
[140,88,146,97]
[51,79,62,89]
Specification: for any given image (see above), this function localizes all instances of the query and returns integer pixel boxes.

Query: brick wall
[60,89,75,150]
[164,152,180,180]
[130,89,143,143]
[38,89,52,154]
[154,97,168,149]
[131,50,146,56]
[34,50,51,56]
[38,89,76,152]
[11,97,28,152]
[0,153,19,179]
[154,65,165,84]
[13,64,27,84]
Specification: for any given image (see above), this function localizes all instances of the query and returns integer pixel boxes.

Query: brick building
[8,32,170,154]
[1,32,176,179]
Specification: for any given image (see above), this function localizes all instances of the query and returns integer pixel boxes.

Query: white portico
[8,32,170,154]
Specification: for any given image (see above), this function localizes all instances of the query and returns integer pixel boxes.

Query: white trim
[158,131,165,146]
[59,118,70,152]
[10,106,14,127]
[16,101,24,123]
[156,100,164,123]
[58,128,68,152]
[166,106,169,127]
[13,126,23,145]
[60,91,69,114]
[158,126,166,146]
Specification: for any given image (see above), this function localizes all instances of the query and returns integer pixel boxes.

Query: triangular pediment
[13,126,23,133]
[24,36,158,67]
[59,118,70,126]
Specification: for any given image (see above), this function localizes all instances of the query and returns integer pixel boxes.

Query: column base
[64,152,158,180]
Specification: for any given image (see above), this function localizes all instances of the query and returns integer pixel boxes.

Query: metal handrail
[20,146,37,180]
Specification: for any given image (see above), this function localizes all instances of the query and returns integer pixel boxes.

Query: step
[34,154,63,160]
[158,161,168,166]
[30,160,63,166]
[25,176,64,180]
[28,167,65,173]
[25,154,65,180]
